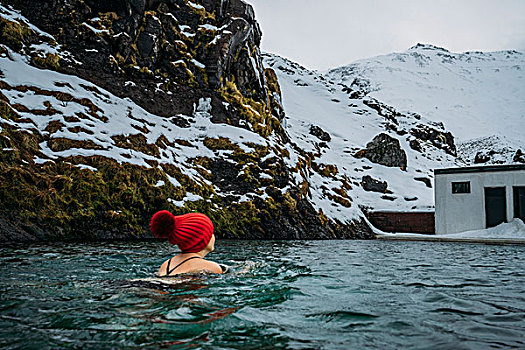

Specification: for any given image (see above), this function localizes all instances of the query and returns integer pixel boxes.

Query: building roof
[435,164,525,175]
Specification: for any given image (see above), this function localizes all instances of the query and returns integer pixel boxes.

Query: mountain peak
[408,43,450,52]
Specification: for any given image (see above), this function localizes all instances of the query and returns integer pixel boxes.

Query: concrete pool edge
[376,235,525,245]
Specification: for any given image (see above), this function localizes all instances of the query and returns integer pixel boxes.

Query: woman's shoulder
[197,259,223,274]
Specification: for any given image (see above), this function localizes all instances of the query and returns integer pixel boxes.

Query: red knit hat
[150,211,214,253]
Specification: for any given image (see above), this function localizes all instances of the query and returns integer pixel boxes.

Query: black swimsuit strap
[166,256,202,276]
[166,257,173,275]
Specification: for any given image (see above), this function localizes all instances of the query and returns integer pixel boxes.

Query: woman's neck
[179,250,208,258]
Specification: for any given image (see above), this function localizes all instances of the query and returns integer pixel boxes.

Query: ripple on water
[0,240,524,349]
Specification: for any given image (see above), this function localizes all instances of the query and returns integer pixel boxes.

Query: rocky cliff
[0,0,373,241]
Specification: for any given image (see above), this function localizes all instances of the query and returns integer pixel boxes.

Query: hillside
[263,53,458,218]
[0,0,375,241]
[326,44,525,165]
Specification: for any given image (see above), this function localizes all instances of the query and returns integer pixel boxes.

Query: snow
[0,4,62,59]
[166,13,178,23]
[0,47,270,198]
[168,192,203,207]
[259,173,273,180]
[187,1,205,10]
[1,7,520,229]
[33,156,55,164]
[30,42,59,56]
[249,54,261,85]
[377,219,525,240]
[264,53,458,221]
[75,163,97,172]
[199,24,218,31]
[166,174,181,188]
[439,219,525,239]
[0,4,55,40]
[179,25,195,38]
[191,59,206,69]
[82,22,109,35]
[327,45,525,164]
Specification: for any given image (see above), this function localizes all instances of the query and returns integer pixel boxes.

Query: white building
[435,165,525,234]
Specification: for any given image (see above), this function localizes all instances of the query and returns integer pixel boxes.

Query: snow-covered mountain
[1,0,523,242]
[264,53,458,215]
[327,44,525,164]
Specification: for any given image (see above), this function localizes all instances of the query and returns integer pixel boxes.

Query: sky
[244,0,525,70]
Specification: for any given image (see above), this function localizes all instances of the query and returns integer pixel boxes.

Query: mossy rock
[312,162,338,178]
[0,17,33,52]
[219,78,274,137]
[111,133,160,157]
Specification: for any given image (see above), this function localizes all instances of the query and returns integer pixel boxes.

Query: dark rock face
[409,139,423,153]
[355,133,407,170]
[309,125,331,142]
[341,85,365,99]
[409,124,456,156]
[363,98,402,125]
[474,151,491,164]
[361,175,388,193]
[513,149,525,163]
[2,0,269,121]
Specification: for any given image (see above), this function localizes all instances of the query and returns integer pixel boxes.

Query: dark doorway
[485,187,506,228]
[514,186,525,221]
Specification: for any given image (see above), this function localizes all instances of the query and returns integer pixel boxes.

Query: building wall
[368,212,435,234]
[435,170,525,234]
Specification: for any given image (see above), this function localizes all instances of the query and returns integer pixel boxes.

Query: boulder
[309,125,331,142]
[409,139,423,153]
[410,124,456,156]
[513,149,525,163]
[361,175,388,192]
[355,133,407,170]
[474,151,491,164]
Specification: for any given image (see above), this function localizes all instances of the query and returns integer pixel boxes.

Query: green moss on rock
[31,53,61,71]
[111,134,160,157]
[0,17,32,52]
[219,78,274,137]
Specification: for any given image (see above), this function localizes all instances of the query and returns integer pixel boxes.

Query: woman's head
[150,211,214,253]
[204,233,215,253]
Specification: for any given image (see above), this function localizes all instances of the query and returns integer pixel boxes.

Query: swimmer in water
[150,211,224,276]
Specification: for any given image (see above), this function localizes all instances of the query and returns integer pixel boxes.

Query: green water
[1,240,524,349]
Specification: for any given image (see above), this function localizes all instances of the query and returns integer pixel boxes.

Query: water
[1,240,524,349]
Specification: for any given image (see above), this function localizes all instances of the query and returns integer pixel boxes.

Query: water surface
[1,240,524,349]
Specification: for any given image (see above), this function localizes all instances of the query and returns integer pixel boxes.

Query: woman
[150,210,223,276]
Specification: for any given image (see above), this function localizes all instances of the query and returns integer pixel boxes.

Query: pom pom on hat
[150,211,214,253]
[150,210,175,239]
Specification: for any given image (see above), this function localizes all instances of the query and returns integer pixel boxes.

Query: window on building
[452,181,470,194]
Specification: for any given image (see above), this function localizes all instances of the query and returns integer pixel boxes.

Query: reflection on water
[0,240,524,349]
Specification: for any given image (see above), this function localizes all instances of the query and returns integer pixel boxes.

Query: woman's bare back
[158,255,222,276]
